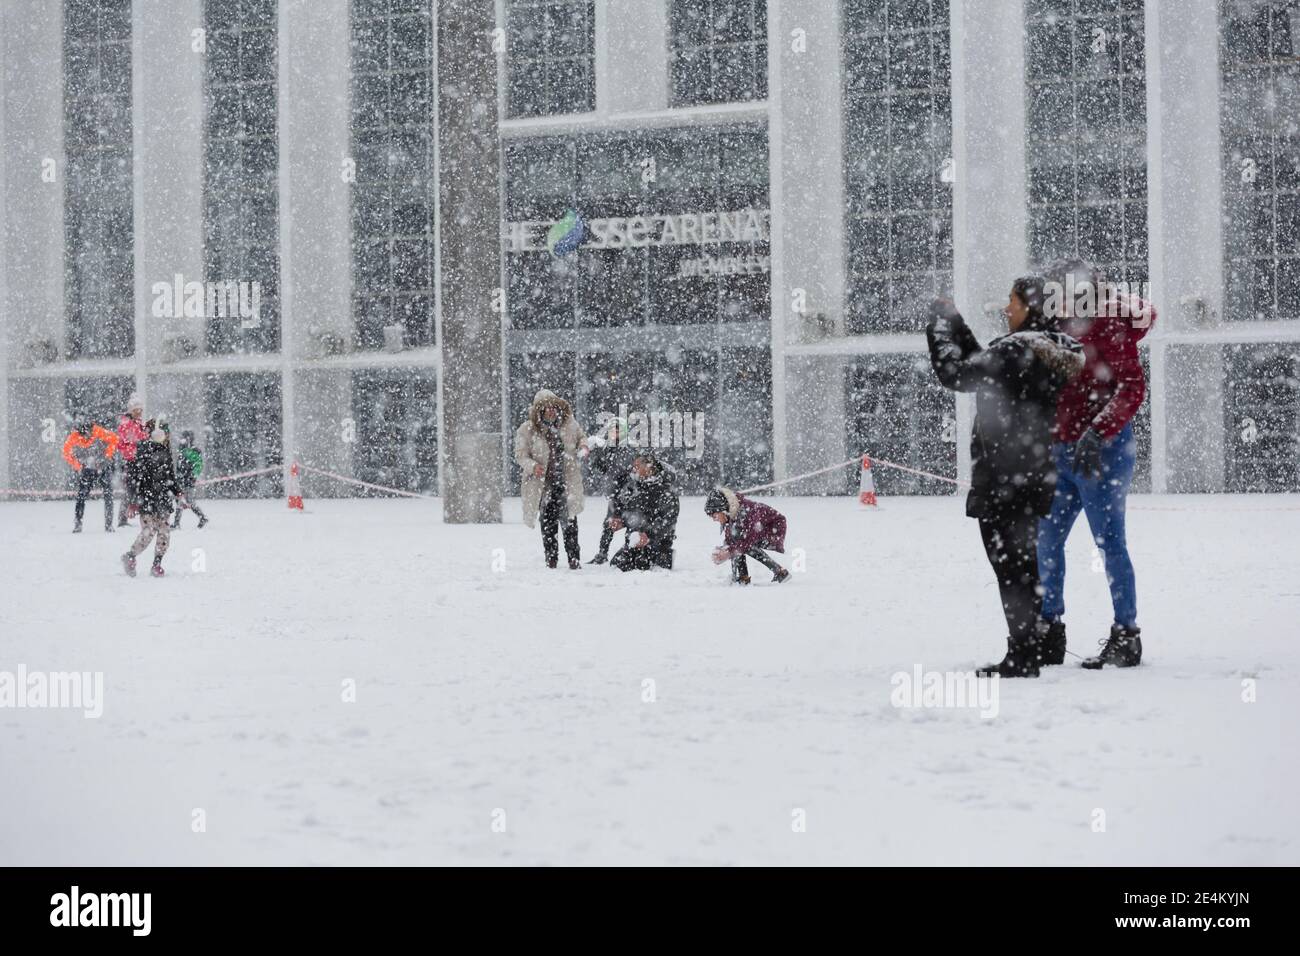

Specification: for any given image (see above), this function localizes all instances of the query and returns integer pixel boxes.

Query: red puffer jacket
[117,414,150,462]
[1054,295,1156,443]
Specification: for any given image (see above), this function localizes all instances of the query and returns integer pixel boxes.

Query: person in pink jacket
[116,394,149,526]
[705,487,790,585]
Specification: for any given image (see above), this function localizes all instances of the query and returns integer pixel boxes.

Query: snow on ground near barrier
[1,495,1296,865]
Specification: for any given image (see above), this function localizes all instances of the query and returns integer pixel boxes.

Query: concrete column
[2,3,64,369]
[768,0,847,488]
[0,23,9,491]
[134,0,205,387]
[951,0,1028,484]
[785,355,848,494]
[1,3,64,488]
[278,0,352,481]
[1146,0,1226,493]
[603,0,668,114]
[294,368,355,496]
[279,0,351,366]
[437,0,503,522]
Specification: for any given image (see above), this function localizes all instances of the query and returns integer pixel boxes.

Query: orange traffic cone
[858,455,878,507]
[287,461,304,510]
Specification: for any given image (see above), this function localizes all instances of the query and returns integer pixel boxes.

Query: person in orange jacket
[63,420,120,532]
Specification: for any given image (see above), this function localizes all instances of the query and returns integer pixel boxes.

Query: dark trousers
[540,487,578,564]
[74,468,114,527]
[732,546,782,581]
[978,510,1043,641]
[172,484,206,527]
[596,501,617,557]
[611,535,674,571]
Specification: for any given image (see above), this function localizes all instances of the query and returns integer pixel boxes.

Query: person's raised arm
[926,298,999,393]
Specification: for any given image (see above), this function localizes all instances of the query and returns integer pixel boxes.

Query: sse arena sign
[502,208,771,279]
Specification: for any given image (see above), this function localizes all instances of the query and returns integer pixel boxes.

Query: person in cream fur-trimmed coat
[514,389,587,567]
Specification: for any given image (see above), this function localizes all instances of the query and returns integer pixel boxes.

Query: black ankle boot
[977,633,1041,678]
[1082,625,1142,669]
[1040,620,1066,665]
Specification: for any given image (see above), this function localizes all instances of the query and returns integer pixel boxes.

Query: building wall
[2,0,1298,498]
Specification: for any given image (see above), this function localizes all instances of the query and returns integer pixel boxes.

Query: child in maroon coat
[705,487,790,585]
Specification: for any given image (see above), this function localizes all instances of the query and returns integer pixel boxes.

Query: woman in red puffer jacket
[1038,260,1157,671]
[116,394,150,525]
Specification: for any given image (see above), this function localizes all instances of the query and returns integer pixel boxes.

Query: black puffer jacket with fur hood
[927,300,1085,519]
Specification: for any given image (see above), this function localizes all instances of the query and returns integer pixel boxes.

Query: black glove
[928,296,962,324]
[926,298,978,354]
[1073,429,1104,481]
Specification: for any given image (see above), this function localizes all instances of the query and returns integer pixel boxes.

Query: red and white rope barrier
[297,463,435,500]
[6,455,1300,513]
[0,464,279,499]
[195,465,279,486]
[739,454,968,494]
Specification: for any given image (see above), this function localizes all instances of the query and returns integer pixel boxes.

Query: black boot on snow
[197,514,208,529]
[977,634,1041,678]
[587,552,607,565]
[1040,620,1066,665]
[772,568,791,584]
[1081,625,1142,669]
[73,521,83,533]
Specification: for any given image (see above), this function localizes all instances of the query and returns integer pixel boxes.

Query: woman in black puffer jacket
[926,278,1084,677]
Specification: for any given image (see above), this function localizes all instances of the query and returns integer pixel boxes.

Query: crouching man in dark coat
[608,451,679,571]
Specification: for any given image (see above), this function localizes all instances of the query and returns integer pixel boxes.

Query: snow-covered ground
[1,493,1296,866]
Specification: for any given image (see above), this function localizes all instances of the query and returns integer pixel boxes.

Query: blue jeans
[1037,423,1138,628]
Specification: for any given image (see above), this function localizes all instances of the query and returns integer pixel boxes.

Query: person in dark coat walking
[121,426,185,578]
[705,487,790,585]
[608,451,679,571]
[926,278,1084,677]
[586,417,637,564]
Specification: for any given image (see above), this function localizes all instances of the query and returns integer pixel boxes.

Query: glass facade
[64,375,133,434]
[669,0,768,107]
[1129,352,1153,493]
[1220,0,1300,322]
[505,0,595,118]
[843,0,954,334]
[1025,0,1148,286]
[503,125,770,330]
[10,1,1300,500]
[203,0,280,355]
[63,0,134,360]
[845,353,957,495]
[1224,342,1300,490]
[351,369,439,493]
[203,371,283,497]
[351,0,436,350]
